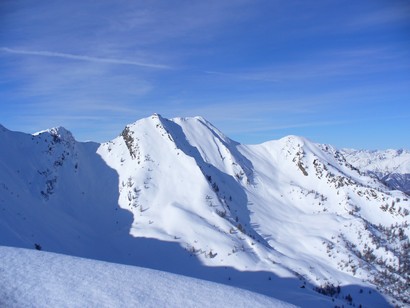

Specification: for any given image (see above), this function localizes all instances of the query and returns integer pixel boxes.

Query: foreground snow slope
[0,246,294,308]
[0,115,408,306]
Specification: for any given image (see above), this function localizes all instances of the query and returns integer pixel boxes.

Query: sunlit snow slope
[0,115,408,307]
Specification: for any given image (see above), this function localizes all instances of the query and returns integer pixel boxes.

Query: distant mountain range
[0,115,408,307]
[342,148,410,195]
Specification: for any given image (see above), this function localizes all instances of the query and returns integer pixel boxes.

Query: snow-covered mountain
[0,115,408,307]
[342,148,410,195]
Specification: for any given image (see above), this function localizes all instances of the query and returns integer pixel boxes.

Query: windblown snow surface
[0,246,293,308]
[0,115,408,307]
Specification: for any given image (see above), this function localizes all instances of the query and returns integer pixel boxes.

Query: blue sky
[1,0,409,149]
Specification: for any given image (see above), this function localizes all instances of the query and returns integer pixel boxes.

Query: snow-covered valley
[0,115,408,307]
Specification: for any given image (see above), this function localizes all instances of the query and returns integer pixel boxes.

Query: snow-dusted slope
[0,246,294,308]
[0,115,408,307]
[342,148,410,195]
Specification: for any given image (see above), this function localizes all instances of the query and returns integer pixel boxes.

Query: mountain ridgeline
[0,115,409,307]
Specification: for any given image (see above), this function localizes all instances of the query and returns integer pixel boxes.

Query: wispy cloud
[204,45,409,84]
[204,71,279,82]
[1,1,409,148]
[228,120,349,134]
[0,47,171,69]
[346,4,410,29]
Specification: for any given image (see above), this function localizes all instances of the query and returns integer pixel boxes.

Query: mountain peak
[280,134,309,144]
[151,112,163,119]
[34,126,75,143]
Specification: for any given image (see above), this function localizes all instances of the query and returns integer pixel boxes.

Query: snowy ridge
[0,115,408,307]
